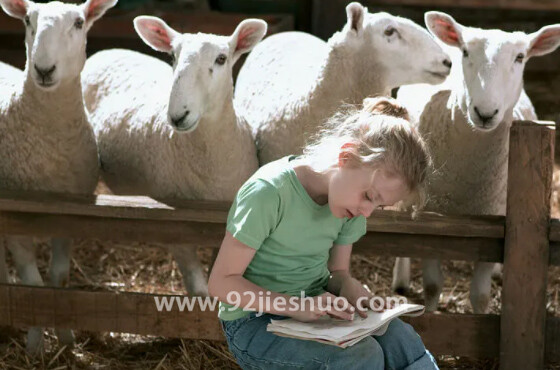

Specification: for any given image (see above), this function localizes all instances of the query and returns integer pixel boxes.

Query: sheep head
[426,11,560,131]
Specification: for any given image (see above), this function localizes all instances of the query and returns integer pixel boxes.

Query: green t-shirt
[218,155,367,320]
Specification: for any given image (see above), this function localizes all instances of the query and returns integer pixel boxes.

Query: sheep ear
[230,19,267,64]
[82,0,117,30]
[527,24,560,58]
[346,2,365,34]
[0,0,30,20]
[134,16,180,53]
[425,11,464,48]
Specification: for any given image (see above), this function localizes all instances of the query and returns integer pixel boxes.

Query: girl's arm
[325,243,354,295]
[326,243,374,318]
[208,231,293,315]
[209,231,354,319]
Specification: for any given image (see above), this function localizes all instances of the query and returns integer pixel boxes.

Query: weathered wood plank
[0,211,227,246]
[0,284,223,340]
[0,210,504,262]
[2,284,560,361]
[402,313,500,358]
[355,233,503,262]
[501,120,555,370]
[0,189,504,237]
[367,211,504,238]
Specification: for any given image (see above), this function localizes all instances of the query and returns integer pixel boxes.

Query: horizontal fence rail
[0,189,557,265]
[0,284,558,361]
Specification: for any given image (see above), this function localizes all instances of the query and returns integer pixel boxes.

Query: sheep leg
[50,237,75,347]
[470,262,494,314]
[422,259,443,312]
[168,245,209,297]
[391,257,411,295]
[0,238,8,283]
[6,236,44,356]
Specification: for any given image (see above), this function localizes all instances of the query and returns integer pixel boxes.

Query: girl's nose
[359,204,374,218]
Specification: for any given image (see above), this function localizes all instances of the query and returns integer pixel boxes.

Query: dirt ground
[1,166,560,369]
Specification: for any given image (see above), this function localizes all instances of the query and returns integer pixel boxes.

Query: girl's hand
[288,292,355,322]
[339,277,381,318]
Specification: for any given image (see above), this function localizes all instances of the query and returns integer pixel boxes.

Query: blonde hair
[302,96,431,212]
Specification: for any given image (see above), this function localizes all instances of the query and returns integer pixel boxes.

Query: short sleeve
[226,179,281,250]
[334,215,367,245]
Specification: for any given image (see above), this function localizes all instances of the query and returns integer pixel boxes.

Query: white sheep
[81,16,266,297]
[393,11,560,314]
[0,0,115,354]
[234,2,452,165]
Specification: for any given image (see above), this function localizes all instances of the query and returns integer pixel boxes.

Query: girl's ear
[338,142,356,167]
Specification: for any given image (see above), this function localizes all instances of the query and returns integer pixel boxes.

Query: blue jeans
[220,312,439,369]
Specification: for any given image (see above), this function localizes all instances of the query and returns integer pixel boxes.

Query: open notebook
[266,303,424,348]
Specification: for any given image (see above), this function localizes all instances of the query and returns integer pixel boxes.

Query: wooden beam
[500,120,555,370]
[0,284,223,340]
[367,211,503,238]
[0,211,227,247]
[0,209,503,261]
[0,189,504,237]
[402,313,500,358]
[355,233,503,262]
[2,284,560,361]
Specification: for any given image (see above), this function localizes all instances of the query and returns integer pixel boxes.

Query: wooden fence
[0,120,559,369]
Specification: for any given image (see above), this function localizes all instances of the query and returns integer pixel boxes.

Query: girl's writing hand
[288,292,355,322]
[339,277,380,318]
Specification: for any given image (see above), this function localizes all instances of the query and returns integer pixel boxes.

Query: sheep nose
[34,64,56,79]
[442,59,452,69]
[170,110,190,127]
[474,107,499,124]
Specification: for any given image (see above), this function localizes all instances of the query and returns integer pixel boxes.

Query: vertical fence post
[501,120,555,369]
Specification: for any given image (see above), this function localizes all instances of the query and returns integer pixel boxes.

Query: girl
[208,97,437,369]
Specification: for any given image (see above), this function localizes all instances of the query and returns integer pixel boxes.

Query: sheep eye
[74,18,84,30]
[24,15,30,26]
[462,48,469,58]
[515,53,524,63]
[384,27,396,37]
[215,54,227,65]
